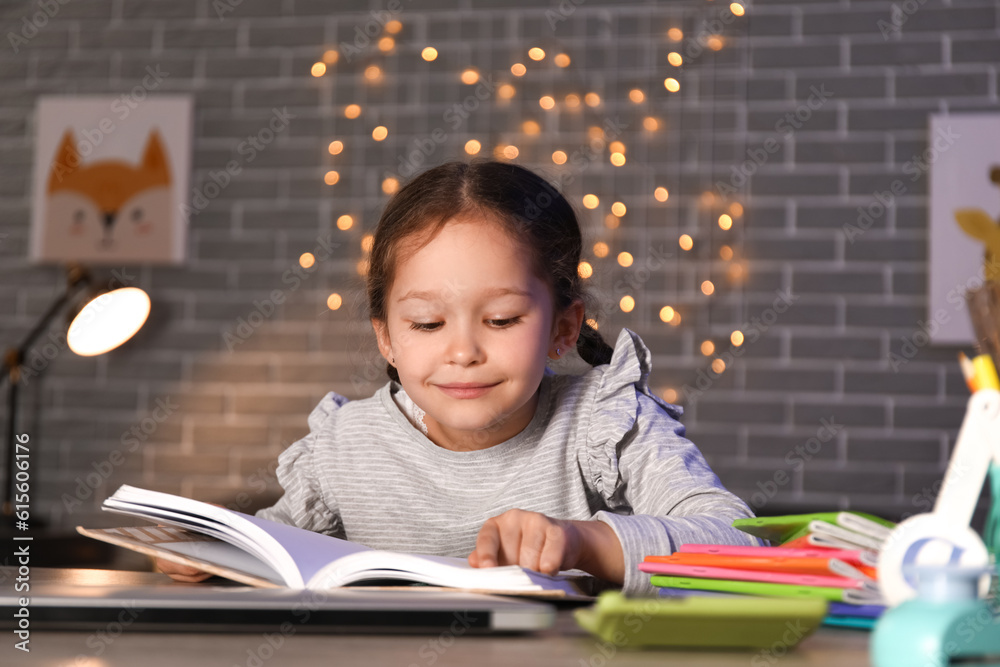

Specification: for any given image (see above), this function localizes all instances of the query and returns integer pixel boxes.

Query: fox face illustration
[41,129,175,262]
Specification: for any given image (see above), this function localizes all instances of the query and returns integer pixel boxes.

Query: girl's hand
[153,557,214,583]
[468,509,624,584]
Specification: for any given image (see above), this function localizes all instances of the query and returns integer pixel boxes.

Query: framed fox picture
[30,95,193,264]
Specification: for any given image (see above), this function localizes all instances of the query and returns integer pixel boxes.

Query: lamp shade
[67,287,151,357]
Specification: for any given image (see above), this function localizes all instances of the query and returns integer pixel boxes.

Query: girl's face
[372,217,582,452]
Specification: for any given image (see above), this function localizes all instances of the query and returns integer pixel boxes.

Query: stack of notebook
[640,512,895,628]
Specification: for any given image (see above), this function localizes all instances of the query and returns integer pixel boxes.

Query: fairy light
[528,47,546,61]
[578,261,593,279]
[731,330,745,346]
[729,263,745,281]
[700,340,715,356]
[620,296,635,313]
[659,306,675,323]
[461,69,479,84]
[382,177,399,194]
[701,280,715,296]
[511,63,526,76]
[502,145,519,159]
[644,117,659,131]
[664,78,680,93]
[730,202,744,217]
[328,140,343,155]
[551,150,567,164]
[465,139,481,155]
[629,89,645,103]
[604,214,620,230]
[586,318,599,330]
[372,126,388,141]
[364,65,382,81]
[588,126,604,140]
[711,359,726,374]
[679,234,693,251]
[730,2,746,15]
[663,388,678,403]
[707,36,724,50]
[327,293,343,310]
[361,234,374,252]
[336,214,353,230]
[610,152,626,166]
[669,312,682,326]
[609,141,625,154]
[718,214,733,230]
[700,191,717,207]
[719,245,734,260]
[584,92,601,107]
[498,84,516,99]
[593,242,609,258]
[378,36,395,52]
[311,62,326,77]
[554,53,571,67]
[611,202,627,217]
[654,187,669,202]
[539,95,555,110]
[582,194,599,209]
[564,93,581,108]
[385,19,402,34]
[617,252,633,268]
[324,171,340,185]
[421,47,438,61]
[522,120,540,135]
[322,50,339,64]
[356,259,369,276]
[299,252,316,268]
[344,104,361,119]
[668,28,683,41]
[667,52,683,66]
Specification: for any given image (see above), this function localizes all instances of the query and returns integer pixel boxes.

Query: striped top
[257,327,759,595]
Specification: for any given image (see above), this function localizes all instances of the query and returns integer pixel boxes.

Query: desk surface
[3,568,871,667]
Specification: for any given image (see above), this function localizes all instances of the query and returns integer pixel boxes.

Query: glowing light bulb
[664,78,680,93]
[465,139,481,155]
[336,214,353,230]
[582,194,599,209]
[620,295,635,313]
[578,261,593,279]
[528,47,545,61]
[327,293,343,310]
[511,63,526,76]
[324,171,340,185]
[679,234,693,251]
[551,150,567,164]
[659,306,675,323]
[421,47,438,61]
[310,62,326,77]
[372,126,388,141]
[654,187,669,202]
[617,252,633,267]
[328,140,343,155]
[344,104,361,119]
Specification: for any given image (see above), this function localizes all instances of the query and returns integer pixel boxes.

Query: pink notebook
[637,561,869,589]
[678,543,877,567]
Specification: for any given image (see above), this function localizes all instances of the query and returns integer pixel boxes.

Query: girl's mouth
[435,382,500,399]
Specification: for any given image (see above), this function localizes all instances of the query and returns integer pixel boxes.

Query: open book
[78,485,585,598]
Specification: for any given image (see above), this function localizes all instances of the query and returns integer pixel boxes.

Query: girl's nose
[446,326,485,366]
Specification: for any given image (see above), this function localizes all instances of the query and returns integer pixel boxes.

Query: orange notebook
[643,553,877,580]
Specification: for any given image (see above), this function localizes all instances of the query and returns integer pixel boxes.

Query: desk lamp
[1,263,150,522]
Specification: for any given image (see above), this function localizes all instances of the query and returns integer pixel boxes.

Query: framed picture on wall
[928,113,1000,345]
[29,95,193,265]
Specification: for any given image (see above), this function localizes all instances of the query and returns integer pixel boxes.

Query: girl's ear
[550,299,585,358]
[371,318,394,364]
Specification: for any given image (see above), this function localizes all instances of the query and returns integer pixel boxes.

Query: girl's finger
[518,521,547,572]
[538,523,566,575]
[472,519,501,568]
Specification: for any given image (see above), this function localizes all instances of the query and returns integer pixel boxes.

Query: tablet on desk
[0,581,556,634]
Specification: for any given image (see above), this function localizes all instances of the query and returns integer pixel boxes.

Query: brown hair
[367,160,612,382]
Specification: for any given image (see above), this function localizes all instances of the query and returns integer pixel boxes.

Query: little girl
[160,160,759,595]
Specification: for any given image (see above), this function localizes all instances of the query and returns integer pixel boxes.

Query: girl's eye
[409,322,442,331]
[488,316,522,328]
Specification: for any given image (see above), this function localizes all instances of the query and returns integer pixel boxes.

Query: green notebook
[574,591,828,649]
[733,511,896,545]
[649,575,863,603]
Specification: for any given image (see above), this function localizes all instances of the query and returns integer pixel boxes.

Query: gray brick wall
[1,0,998,531]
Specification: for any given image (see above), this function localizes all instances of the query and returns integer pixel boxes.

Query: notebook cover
[648,575,855,602]
[733,512,894,544]
[638,562,867,589]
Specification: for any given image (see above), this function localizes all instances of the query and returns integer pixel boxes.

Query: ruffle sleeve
[255,391,349,536]
[583,328,761,596]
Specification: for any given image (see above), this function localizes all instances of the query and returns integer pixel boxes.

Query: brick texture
[1,0,997,527]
